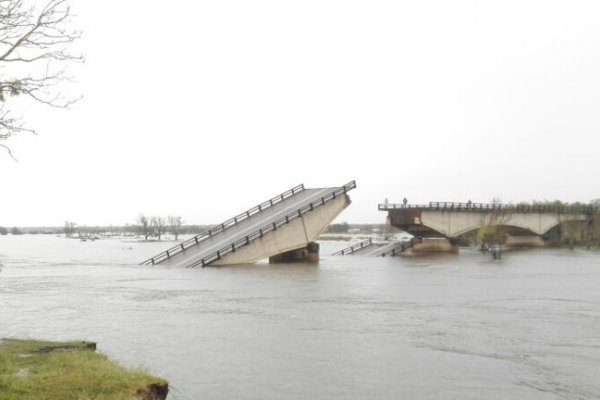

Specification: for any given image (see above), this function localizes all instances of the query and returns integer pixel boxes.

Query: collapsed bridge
[141,180,356,267]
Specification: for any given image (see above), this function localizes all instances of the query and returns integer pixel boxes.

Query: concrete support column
[505,235,546,248]
[411,238,458,253]
[269,241,320,263]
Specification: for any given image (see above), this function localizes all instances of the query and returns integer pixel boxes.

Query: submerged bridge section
[333,237,421,257]
[380,201,593,241]
[141,181,356,267]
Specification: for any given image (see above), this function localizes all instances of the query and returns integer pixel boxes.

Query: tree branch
[0,0,81,155]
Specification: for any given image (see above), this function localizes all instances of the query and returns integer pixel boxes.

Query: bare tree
[63,220,75,237]
[136,214,152,241]
[0,0,82,156]
[167,215,183,241]
[151,216,164,241]
[593,200,600,248]
[476,201,512,259]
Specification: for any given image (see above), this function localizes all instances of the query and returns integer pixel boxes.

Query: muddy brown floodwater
[1,235,599,399]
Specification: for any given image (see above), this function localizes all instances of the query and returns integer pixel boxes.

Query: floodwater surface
[1,235,599,399]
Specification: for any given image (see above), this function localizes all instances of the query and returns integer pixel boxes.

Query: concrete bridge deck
[141,181,356,267]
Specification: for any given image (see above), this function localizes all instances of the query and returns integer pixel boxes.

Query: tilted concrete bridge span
[141,180,356,267]
[380,201,594,249]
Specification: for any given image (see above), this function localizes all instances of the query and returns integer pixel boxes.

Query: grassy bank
[0,339,168,400]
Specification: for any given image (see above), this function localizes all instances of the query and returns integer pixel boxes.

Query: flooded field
[1,235,599,399]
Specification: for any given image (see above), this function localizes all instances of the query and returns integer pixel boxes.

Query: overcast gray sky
[1,0,599,227]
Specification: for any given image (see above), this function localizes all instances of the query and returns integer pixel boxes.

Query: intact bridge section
[380,201,593,251]
[141,181,356,267]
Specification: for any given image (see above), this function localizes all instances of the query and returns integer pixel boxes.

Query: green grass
[0,339,167,400]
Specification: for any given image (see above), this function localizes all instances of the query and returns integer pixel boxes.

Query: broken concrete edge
[0,338,169,400]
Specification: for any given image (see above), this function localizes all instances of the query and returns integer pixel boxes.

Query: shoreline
[0,339,168,400]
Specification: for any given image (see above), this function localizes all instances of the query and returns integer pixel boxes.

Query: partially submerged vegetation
[0,339,168,400]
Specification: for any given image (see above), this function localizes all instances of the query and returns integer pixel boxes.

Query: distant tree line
[515,199,598,210]
[0,226,22,235]
[12,216,213,241]
[325,222,384,234]
[134,215,184,241]
[326,222,350,233]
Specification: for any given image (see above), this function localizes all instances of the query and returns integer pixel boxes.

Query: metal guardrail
[185,180,357,268]
[332,238,373,256]
[379,238,422,257]
[140,183,305,266]
[378,202,596,214]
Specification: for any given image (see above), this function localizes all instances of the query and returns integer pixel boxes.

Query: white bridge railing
[379,202,595,214]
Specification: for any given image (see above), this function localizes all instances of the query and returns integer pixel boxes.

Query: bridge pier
[411,238,458,253]
[269,242,320,263]
[505,235,546,248]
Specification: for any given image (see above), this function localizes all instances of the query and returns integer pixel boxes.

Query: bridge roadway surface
[161,187,336,268]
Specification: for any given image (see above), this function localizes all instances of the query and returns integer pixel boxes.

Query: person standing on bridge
[403,197,408,207]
